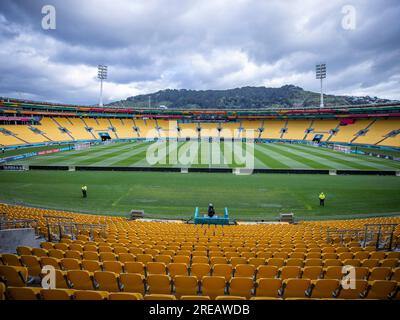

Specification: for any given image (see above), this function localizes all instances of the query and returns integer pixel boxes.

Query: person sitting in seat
[208,203,215,218]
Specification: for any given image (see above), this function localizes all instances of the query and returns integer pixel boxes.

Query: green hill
[108,85,393,109]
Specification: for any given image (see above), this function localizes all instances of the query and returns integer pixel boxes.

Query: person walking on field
[319,192,326,206]
[82,185,88,198]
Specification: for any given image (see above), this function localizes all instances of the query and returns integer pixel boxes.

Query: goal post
[333,144,351,154]
[74,142,91,151]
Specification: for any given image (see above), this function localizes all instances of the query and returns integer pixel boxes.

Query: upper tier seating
[1,118,399,147]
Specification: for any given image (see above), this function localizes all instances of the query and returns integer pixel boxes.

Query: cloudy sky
[0,0,399,105]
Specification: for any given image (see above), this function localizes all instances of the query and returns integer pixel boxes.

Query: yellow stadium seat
[380,259,398,268]
[310,279,340,298]
[337,279,368,299]
[174,275,198,298]
[20,255,42,277]
[147,262,167,275]
[256,278,282,298]
[256,265,278,279]
[118,253,136,263]
[61,258,81,271]
[229,277,254,299]
[48,249,65,260]
[147,274,172,294]
[216,295,246,300]
[391,267,400,281]
[102,261,123,274]
[282,279,311,299]
[16,246,32,256]
[109,292,143,300]
[74,290,108,300]
[41,288,75,300]
[324,266,344,280]
[6,287,41,300]
[191,263,211,280]
[369,267,392,281]
[65,250,82,260]
[302,266,323,280]
[94,271,120,292]
[1,254,22,267]
[366,280,397,299]
[267,258,285,268]
[99,252,117,262]
[144,294,176,300]
[40,257,61,270]
[361,259,380,268]
[280,266,301,280]
[82,251,99,261]
[173,255,190,266]
[124,261,145,275]
[181,295,211,300]
[168,263,189,278]
[213,264,233,281]
[120,273,145,294]
[32,248,48,257]
[201,276,226,299]
[0,282,5,300]
[67,270,94,290]
[0,265,28,287]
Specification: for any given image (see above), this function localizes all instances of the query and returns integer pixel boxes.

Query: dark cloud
[0,0,399,104]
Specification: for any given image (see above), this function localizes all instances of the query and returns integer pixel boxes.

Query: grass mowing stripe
[291,144,399,170]
[220,140,234,167]
[112,143,155,167]
[270,145,360,169]
[253,145,290,168]
[266,143,346,169]
[277,143,378,170]
[298,144,400,169]
[242,141,261,168]
[21,142,132,165]
[257,144,314,169]
[66,143,141,165]
[91,142,152,166]
[194,140,211,168]
[174,141,197,167]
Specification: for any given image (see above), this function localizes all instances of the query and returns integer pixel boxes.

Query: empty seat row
[2,275,399,300]
[2,263,399,290]
[4,251,399,270]
[37,242,399,259]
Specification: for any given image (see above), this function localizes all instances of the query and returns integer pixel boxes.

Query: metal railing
[363,224,398,250]
[0,216,39,235]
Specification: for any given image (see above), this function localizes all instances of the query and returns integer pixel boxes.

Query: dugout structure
[194,207,229,225]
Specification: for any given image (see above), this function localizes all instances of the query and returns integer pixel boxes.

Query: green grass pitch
[1,141,399,220]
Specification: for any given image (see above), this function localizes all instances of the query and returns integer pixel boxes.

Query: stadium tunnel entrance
[98,132,111,141]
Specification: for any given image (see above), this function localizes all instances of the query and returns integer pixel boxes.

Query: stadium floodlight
[315,63,326,108]
[97,65,108,107]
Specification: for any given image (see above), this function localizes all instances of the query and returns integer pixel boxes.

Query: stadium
[1,97,399,303]
[0,0,399,313]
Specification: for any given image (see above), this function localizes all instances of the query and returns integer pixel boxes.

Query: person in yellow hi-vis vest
[319,192,326,206]
[82,185,88,198]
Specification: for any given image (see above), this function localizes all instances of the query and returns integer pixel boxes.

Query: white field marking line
[111,186,134,207]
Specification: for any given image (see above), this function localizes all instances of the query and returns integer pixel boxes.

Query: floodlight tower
[97,65,108,107]
[315,63,326,108]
